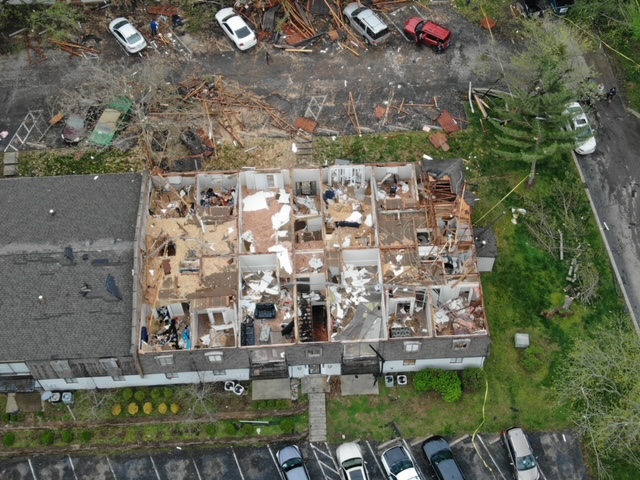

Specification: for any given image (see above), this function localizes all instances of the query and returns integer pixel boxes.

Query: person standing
[606,87,617,103]
[150,20,159,36]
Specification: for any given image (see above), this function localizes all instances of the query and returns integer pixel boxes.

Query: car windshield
[235,26,251,39]
[517,454,537,471]
[432,450,454,464]
[127,32,142,44]
[390,459,413,475]
[370,27,390,40]
[113,20,127,29]
[282,457,304,472]
[347,470,365,480]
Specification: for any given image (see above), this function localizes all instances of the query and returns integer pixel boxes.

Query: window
[155,355,175,366]
[50,360,71,374]
[309,364,321,375]
[403,359,416,366]
[453,339,471,351]
[0,362,30,375]
[165,372,179,379]
[266,174,275,188]
[206,351,223,363]
[212,369,226,376]
[112,376,126,382]
[450,358,463,364]
[306,347,322,358]
[100,358,119,370]
[64,378,79,384]
[404,341,421,353]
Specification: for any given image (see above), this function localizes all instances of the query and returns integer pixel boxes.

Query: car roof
[356,9,387,31]
[226,15,248,32]
[421,21,451,40]
[337,442,362,463]
[506,427,533,455]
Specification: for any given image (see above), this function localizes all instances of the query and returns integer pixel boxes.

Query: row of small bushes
[112,402,181,416]
[3,430,92,447]
[121,387,174,403]
[413,368,485,403]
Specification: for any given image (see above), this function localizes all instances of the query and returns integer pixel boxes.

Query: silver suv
[343,2,391,46]
[502,427,541,480]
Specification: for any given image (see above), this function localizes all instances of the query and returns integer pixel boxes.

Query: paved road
[578,49,640,330]
[0,432,587,479]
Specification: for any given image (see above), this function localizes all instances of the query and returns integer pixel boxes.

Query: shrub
[122,388,134,402]
[134,390,146,402]
[3,432,16,447]
[222,422,237,436]
[241,424,254,436]
[158,403,169,415]
[280,419,295,435]
[128,403,140,415]
[461,368,484,391]
[170,403,181,414]
[36,411,45,419]
[205,424,217,436]
[151,388,163,401]
[520,345,545,373]
[80,430,92,442]
[62,431,74,443]
[162,387,174,400]
[112,404,123,416]
[41,430,55,445]
[413,369,462,403]
[143,402,154,415]
[275,399,290,409]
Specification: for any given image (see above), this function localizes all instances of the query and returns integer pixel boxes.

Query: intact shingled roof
[0,173,143,362]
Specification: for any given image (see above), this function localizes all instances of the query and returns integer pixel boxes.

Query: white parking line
[192,459,203,480]
[381,12,411,42]
[67,456,78,480]
[324,442,340,471]
[476,434,507,480]
[310,443,340,478]
[149,455,162,479]
[106,456,117,479]
[401,438,425,480]
[268,445,286,480]
[231,448,246,480]
[450,434,470,447]
[27,458,37,480]
[365,441,385,475]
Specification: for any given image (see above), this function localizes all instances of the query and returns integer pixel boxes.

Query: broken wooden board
[429,132,450,151]
[295,116,318,133]
[437,110,460,133]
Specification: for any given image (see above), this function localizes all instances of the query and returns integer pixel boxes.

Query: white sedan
[564,102,596,155]
[336,442,370,480]
[109,18,147,54]
[215,8,257,51]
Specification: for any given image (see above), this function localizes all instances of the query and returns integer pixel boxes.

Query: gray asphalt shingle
[0,173,143,362]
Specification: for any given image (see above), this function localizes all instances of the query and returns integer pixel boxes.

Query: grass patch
[18,149,145,177]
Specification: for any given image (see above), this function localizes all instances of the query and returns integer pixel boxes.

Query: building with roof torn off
[0,160,490,392]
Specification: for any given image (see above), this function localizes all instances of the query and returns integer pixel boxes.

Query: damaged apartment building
[0,160,490,392]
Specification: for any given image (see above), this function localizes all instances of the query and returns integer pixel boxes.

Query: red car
[404,17,452,52]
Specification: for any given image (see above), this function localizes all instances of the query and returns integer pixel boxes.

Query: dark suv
[422,436,466,480]
[404,17,452,52]
[343,2,391,46]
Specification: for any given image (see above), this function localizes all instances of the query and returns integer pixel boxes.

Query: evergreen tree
[489,19,583,185]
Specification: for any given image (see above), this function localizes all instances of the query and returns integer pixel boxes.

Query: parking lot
[0,430,587,479]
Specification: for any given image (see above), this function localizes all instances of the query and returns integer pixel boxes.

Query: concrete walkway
[302,376,330,442]
[308,392,327,442]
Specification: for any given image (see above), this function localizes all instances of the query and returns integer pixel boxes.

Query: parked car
[404,17,452,52]
[422,436,466,480]
[380,445,421,480]
[277,445,311,480]
[109,18,147,54]
[502,427,541,480]
[215,7,257,51]
[564,102,596,155]
[336,442,370,480]
[343,3,391,46]
[89,97,135,147]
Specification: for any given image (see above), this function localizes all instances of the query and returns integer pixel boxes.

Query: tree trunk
[528,159,537,186]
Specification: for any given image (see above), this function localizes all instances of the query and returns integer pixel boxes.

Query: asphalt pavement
[0,431,587,479]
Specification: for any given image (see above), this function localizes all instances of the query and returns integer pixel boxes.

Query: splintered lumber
[49,112,64,125]
[347,92,362,135]
[474,94,488,118]
[49,39,100,56]
[283,48,313,53]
